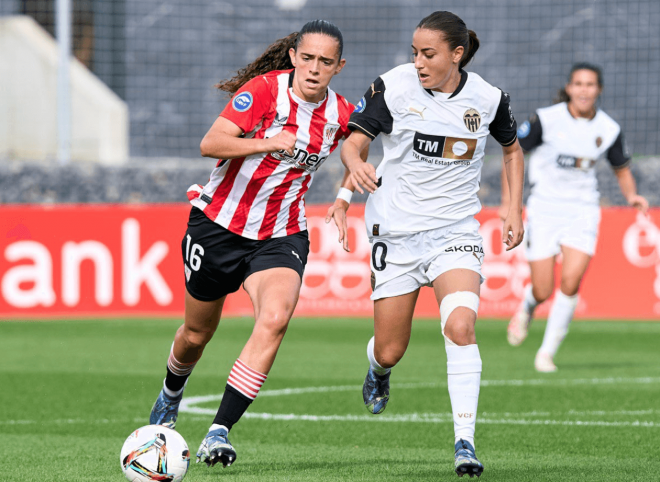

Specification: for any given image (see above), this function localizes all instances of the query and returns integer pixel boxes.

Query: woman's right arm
[200,116,296,160]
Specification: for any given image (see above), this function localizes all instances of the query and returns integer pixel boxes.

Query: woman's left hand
[325,199,350,252]
[502,210,524,251]
[628,194,649,215]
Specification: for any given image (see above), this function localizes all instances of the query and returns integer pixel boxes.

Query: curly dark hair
[216,20,344,95]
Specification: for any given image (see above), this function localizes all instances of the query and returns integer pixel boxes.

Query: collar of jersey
[423,69,468,100]
[564,102,599,122]
[287,70,327,108]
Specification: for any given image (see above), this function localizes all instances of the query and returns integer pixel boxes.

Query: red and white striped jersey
[187,69,353,240]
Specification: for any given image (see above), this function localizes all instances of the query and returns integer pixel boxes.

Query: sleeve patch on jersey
[517,120,531,139]
[354,97,366,113]
[233,92,253,112]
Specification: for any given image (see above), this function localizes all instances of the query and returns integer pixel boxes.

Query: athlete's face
[565,69,602,117]
[289,33,345,103]
[412,28,464,91]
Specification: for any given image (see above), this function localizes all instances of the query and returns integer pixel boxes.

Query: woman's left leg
[209,267,301,431]
[432,268,483,477]
[197,267,302,468]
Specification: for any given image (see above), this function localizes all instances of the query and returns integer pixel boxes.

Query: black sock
[164,366,189,393]
[212,385,252,431]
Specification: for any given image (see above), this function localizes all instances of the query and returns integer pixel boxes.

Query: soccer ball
[120,425,190,482]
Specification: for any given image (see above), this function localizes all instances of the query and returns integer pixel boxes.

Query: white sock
[163,378,185,398]
[209,424,229,433]
[446,344,482,448]
[367,336,391,375]
[522,284,540,317]
[539,291,578,357]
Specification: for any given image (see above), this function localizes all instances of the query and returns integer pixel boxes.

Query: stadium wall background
[1,1,657,319]
[2,0,659,159]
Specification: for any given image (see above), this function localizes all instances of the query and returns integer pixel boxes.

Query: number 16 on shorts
[184,234,205,281]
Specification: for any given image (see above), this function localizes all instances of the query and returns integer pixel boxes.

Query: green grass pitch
[1,317,659,481]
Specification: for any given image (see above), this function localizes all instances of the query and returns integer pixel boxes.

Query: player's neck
[291,82,327,104]
[567,102,596,120]
[431,68,461,94]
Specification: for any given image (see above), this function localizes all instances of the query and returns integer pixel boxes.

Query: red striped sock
[164,347,199,394]
[167,349,198,377]
[226,359,267,400]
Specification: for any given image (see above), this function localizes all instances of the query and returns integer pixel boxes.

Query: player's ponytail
[216,19,343,95]
[554,62,604,104]
[417,11,479,70]
[461,30,480,70]
[216,32,297,94]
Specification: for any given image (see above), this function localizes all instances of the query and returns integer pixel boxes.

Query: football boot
[454,439,484,478]
[362,367,390,414]
[196,425,237,468]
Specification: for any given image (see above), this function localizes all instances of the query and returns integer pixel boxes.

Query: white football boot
[507,308,531,346]
[534,351,557,372]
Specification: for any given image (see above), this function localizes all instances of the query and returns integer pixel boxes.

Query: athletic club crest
[596,136,603,147]
[323,123,340,145]
[463,108,481,133]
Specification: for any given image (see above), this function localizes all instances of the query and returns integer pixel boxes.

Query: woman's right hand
[502,210,524,251]
[266,130,297,156]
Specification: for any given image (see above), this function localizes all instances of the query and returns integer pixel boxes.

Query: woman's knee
[560,276,581,296]
[375,342,407,368]
[532,284,553,303]
[255,309,292,338]
[444,317,476,346]
[180,323,216,349]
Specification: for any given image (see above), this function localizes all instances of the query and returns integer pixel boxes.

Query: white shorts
[525,196,601,261]
[369,217,485,301]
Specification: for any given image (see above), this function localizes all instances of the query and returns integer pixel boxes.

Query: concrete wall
[0,16,128,164]
[0,156,655,207]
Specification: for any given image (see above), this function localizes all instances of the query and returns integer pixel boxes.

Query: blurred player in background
[504,63,649,372]
[328,11,524,478]
[148,20,356,469]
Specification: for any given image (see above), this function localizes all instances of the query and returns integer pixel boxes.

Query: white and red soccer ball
[120,425,189,482]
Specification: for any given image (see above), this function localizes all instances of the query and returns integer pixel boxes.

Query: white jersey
[349,64,517,238]
[518,102,630,206]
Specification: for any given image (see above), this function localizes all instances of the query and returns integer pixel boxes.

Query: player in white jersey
[504,63,649,372]
[327,11,524,478]
[148,20,356,469]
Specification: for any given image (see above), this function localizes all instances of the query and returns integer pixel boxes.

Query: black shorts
[182,207,310,301]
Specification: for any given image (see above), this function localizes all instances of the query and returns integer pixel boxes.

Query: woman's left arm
[614,166,649,214]
[501,140,525,250]
[325,145,370,252]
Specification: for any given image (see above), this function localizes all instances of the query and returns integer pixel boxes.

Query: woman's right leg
[150,289,225,428]
[372,290,420,367]
[507,256,555,346]
[168,290,226,386]
[363,290,419,414]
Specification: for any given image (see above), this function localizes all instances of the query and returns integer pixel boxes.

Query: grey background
[2,0,658,205]
[7,0,659,157]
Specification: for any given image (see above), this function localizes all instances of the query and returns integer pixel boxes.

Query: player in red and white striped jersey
[148,20,355,469]
[188,66,352,240]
